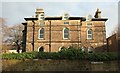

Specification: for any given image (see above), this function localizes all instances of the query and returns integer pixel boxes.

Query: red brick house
[22,8,108,52]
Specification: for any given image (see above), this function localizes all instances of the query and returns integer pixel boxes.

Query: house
[107,33,119,52]
[22,8,108,52]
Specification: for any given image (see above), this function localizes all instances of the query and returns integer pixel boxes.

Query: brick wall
[107,34,117,52]
[25,19,107,52]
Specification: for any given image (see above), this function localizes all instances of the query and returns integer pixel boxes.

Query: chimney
[94,8,101,18]
[35,8,44,18]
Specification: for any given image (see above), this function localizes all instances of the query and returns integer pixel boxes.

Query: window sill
[86,38,94,40]
[63,38,70,40]
[38,38,45,40]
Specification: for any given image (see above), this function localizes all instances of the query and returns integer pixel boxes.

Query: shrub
[2,49,119,61]
[87,52,119,61]
[2,51,38,60]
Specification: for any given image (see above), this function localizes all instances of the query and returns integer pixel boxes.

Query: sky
[1,0,119,38]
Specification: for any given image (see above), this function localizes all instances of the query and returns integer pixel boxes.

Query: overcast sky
[1,0,119,38]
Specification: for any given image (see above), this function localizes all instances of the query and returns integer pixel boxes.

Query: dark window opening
[39,47,44,52]
[40,28,44,38]
[64,22,69,24]
[64,28,69,39]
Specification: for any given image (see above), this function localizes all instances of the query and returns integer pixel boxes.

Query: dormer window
[39,13,44,20]
[62,13,69,20]
[86,15,92,21]
[41,13,44,16]
[40,17,44,20]
[35,8,44,19]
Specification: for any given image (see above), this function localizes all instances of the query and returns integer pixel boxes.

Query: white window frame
[87,29,93,39]
[38,28,44,39]
[63,28,69,39]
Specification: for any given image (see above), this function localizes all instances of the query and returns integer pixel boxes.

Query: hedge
[2,49,120,61]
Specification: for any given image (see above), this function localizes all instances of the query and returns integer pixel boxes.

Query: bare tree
[0,18,12,43]
[10,24,24,43]
[1,18,24,50]
[10,24,24,52]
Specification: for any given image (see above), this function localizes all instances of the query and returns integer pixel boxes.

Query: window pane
[64,28,69,39]
[88,35,92,39]
[40,34,44,38]
[64,22,69,24]
[64,35,68,38]
[88,30,92,34]
[64,29,68,33]
[40,28,44,38]
[87,29,93,39]
[40,29,44,33]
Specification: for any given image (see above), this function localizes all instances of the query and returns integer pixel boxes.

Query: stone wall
[2,60,119,71]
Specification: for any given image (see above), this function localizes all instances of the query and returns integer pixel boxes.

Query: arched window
[87,29,93,39]
[63,28,69,39]
[59,46,66,51]
[38,46,44,52]
[39,28,44,39]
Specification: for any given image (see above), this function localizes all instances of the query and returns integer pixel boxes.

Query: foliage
[1,18,23,50]
[2,52,38,60]
[2,48,120,61]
